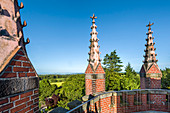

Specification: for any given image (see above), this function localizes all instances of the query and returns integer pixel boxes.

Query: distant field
[50,82,64,87]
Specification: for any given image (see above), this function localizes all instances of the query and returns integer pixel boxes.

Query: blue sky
[19,0,170,74]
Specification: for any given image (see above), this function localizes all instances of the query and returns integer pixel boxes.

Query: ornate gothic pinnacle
[88,14,101,70]
[143,22,158,69]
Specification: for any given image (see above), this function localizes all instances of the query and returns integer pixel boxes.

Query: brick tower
[140,22,162,89]
[0,0,39,112]
[85,14,105,95]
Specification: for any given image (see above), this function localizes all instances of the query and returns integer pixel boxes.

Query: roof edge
[0,46,21,72]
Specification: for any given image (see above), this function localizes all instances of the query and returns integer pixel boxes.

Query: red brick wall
[0,49,36,78]
[147,64,161,74]
[150,78,161,89]
[150,94,166,111]
[85,79,92,95]
[96,79,105,93]
[0,48,39,113]
[85,63,105,95]
[100,97,111,113]
[0,89,39,113]
[140,77,146,89]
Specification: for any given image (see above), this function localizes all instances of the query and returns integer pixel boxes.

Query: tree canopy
[161,68,170,89]
[57,74,85,109]
[103,50,123,73]
[103,50,140,91]
[39,79,57,101]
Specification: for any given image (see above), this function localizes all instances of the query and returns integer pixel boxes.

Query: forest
[39,50,170,111]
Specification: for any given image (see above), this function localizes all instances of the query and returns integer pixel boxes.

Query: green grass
[50,82,64,87]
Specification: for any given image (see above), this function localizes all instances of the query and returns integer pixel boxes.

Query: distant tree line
[39,74,69,80]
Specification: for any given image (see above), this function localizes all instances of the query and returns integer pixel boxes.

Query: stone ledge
[85,74,105,79]
[100,92,112,99]
[148,90,167,94]
[0,77,39,98]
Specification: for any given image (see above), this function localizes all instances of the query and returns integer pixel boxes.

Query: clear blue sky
[19,0,170,74]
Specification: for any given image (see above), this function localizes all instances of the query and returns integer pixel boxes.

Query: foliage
[161,68,170,89]
[103,50,123,91]
[106,71,122,91]
[39,79,57,101]
[121,63,140,90]
[57,74,85,109]
[103,50,123,73]
[103,50,140,91]
[39,74,69,81]
[50,82,64,87]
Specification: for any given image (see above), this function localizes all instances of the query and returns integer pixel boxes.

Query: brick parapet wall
[69,89,170,113]
[0,88,39,113]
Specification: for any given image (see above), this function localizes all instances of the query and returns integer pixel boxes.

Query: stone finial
[22,20,27,27]
[19,2,24,9]
[25,38,30,45]
[90,14,97,23]
[146,22,154,30]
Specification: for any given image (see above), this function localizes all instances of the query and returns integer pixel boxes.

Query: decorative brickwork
[0,0,39,112]
[0,48,36,78]
[68,89,170,113]
[140,22,162,89]
[85,14,105,95]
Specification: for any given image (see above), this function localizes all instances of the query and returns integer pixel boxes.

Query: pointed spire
[88,14,101,70]
[143,22,158,69]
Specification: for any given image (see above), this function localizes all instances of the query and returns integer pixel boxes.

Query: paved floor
[133,111,169,113]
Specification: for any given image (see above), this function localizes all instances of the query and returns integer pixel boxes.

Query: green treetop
[103,50,123,73]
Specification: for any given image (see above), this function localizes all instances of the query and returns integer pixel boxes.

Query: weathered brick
[27,100,33,106]
[34,98,39,103]
[31,94,39,100]
[5,67,12,71]
[10,61,21,66]
[18,107,30,113]
[20,91,33,98]
[18,73,26,77]
[34,89,39,94]
[0,98,8,105]
[31,103,38,109]
[0,73,17,78]
[11,104,26,113]
[13,67,29,72]
[0,103,13,112]
[23,62,31,67]
[10,95,19,102]
[14,56,27,61]
[29,68,34,72]
[15,97,29,106]
[27,73,36,77]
